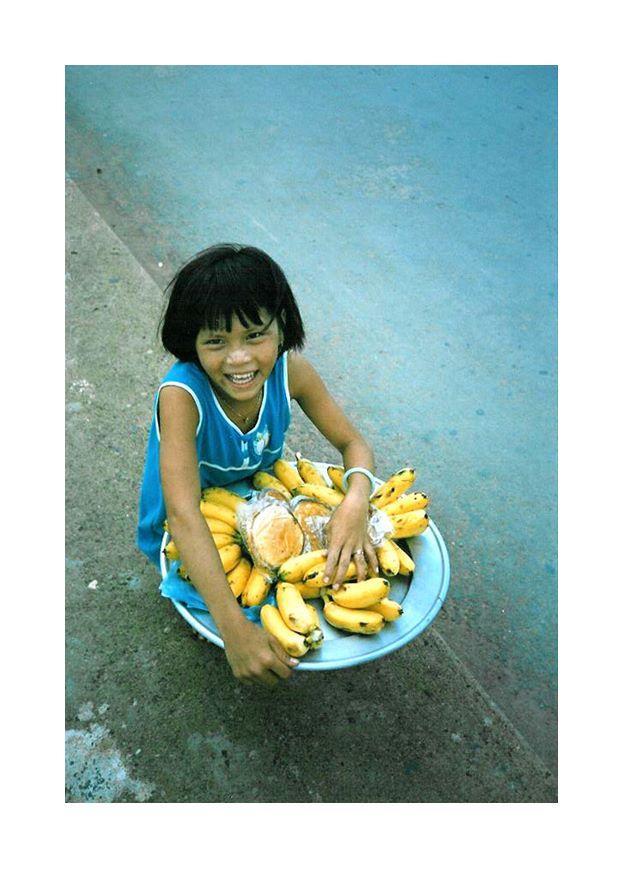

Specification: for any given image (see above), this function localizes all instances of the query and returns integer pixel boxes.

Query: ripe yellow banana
[260,604,308,657]
[366,597,403,621]
[273,458,304,491]
[304,603,324,649]
[390,510,429,539]
[371,467,416,509]
[294,582,323,599]
[295,454,327,486]
[375,540,401,577]
[303,559,357,585]
[218,543,242,573]
[293,483,344,507]
[241,567,272,607]
[329,577,390,609]
[201,487,247,512]
[391,541,415,575]
[326,465,345,492]
[164,540,180,562]
[252,471,293,501]
[199,501,238,530]
[276,582,317,635]
[383,491,429,515]
[212,531,239,548]
[204,517,238,536]
[227,557,252,598]
[278,549,328,583]
[322,598,385,635]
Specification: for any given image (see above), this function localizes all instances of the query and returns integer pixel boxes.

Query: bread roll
[292,499,331,551]
[246,503,304,571]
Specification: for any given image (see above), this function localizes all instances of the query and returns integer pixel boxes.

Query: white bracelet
[342,467,376,493]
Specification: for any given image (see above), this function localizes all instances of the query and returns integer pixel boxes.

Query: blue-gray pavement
[65,65,557,799]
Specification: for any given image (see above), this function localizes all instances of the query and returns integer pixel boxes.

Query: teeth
[228,372,256,384]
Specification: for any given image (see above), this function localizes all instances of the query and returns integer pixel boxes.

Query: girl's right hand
[222,620,299,687]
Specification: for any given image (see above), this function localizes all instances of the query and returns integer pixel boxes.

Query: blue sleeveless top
[136,351,291,565]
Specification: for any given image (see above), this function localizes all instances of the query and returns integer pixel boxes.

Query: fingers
[353,547,368,582]
[364,540,380,577]
[325,547,355,591]
[268,636,297,677]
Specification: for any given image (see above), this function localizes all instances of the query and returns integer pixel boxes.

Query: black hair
[159,243,305,364]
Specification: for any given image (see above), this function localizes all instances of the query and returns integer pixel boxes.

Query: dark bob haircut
[160,243,305,364]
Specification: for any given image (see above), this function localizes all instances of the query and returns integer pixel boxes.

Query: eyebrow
[202,321,269,337]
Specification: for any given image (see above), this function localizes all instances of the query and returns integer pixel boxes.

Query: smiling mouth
[225,371,258,386]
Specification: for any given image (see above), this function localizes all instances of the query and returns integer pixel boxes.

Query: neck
[213,384,263,421]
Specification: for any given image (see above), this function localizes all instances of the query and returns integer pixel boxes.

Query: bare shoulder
[158,383,199,435]
[287,350,316,401]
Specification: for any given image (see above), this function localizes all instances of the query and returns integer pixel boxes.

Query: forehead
[200,309,275,335]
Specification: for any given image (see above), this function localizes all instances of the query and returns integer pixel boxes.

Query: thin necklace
[218,386,263,427]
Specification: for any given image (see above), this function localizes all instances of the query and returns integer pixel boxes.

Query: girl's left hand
[322,493,380,590]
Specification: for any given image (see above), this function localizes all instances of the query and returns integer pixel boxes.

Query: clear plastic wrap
[236,490,305,574]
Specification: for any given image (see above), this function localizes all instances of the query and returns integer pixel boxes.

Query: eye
[248,331,265,340]
[203,338,224,346]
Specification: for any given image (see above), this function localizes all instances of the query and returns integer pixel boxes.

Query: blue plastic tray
[159,463,450,670]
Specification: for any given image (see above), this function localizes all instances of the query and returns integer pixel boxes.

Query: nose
[225,344,252,365]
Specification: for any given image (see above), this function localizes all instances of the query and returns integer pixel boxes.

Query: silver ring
[353,549,365,557]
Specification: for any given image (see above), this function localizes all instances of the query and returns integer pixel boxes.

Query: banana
[273,458,304,491]
[241,567,272,607]
[329,577,390,609]
[383,491,429,515]
[276,582,317,635]
[278,549,328,583]
[303,559,357,585]
[376,540,401,577]
[295,454,327,486]
[326,465,345,492]
[371,467,416,509]
[212,531,239,549]
[252,471,293,501]
[218,543,242,573]
[322,598,385,635]
[260,605,308,657]
[201,487,247,512]
[294,582,323,599]
[293,483,344,507]
[304,603,324,649]
[164,540,180,562]
[390,510,429,539]
[227,557,253,598]
[366,597,403,621]
[205,517,238,536]
[199,501,238,530]
[391,540,415,575]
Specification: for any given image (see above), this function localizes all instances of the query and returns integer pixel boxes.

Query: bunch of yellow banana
[369,465,430,545]
[164,487,270,602]
[260,583,324,656]
[318,577,405,636]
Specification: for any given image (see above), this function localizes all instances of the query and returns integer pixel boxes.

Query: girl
[137,243,379,688]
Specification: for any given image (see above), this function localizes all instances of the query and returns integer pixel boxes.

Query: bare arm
[158,385,297,686]
[287,353,379,586]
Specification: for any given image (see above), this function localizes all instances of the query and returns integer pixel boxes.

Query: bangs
[199,253,284,333]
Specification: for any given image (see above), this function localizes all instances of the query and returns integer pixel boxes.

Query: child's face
[195,310,282,405]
